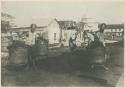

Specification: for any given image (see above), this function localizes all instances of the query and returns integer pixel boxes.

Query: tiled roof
[106,24,124,29]
[57,20,77,29]
[9,26,46,32]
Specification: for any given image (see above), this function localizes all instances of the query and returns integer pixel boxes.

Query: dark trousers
[28,45,37,70]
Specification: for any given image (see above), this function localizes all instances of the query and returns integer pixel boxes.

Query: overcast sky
[2,1,125,27]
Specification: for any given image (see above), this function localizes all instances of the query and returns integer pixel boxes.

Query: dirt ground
[1,44,124,87]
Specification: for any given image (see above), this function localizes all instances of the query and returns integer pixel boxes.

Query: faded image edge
[1,1,124,87]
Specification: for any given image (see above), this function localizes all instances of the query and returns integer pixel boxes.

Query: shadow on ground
[1,43,124,87]
[36,49,89,73]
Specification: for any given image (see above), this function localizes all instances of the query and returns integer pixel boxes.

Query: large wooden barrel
[86,41,106,65]
[88,47,106,64]
[9,47,28,65]
[8,41,28,66]
[35,39,48,59]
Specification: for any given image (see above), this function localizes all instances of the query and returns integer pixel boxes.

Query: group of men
[11,22,107,56]
[11,23,107,52]
[9,23,107,69]
[69,23,107,51]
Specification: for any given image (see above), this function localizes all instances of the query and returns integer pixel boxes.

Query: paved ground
[1,44,124,87]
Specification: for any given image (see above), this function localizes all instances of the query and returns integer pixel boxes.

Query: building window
[116,29,119,32]
[111,29,113,32]
[64,33,67,39]
[116,33,119,36]
[119,29,121,32]
[120,29,123,32]
[112,29,115,32]
[80,33,81,38]
[119,33,122,36]
[54,33,56,40]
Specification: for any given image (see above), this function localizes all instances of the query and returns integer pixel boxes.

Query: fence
[1,35,12,52]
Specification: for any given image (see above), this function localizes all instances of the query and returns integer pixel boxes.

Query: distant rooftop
[105,24,124,29]
[9,26,47,32]
[57,20,77,29]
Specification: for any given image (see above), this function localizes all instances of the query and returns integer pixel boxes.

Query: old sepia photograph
[1,0,125,87]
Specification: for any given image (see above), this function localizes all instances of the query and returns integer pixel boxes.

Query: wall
[104,28,124,41]
[47,20,61,44]
[1,33,12,52]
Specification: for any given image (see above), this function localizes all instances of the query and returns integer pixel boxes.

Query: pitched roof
[57,20,77,29]
[105,24,124,29]
[9,26,46,32]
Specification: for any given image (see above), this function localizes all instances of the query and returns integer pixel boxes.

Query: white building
[6,18,79,47]
[104,24,124,40]
[84,22,99,32]
[46,19,78,46]
[47,19,61,44]
[80,18,100,32]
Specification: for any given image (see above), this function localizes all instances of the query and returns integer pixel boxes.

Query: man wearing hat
[25,24,38,45]
[25,24,38,70]
[83,30,95,46]
[96,23,106,47]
